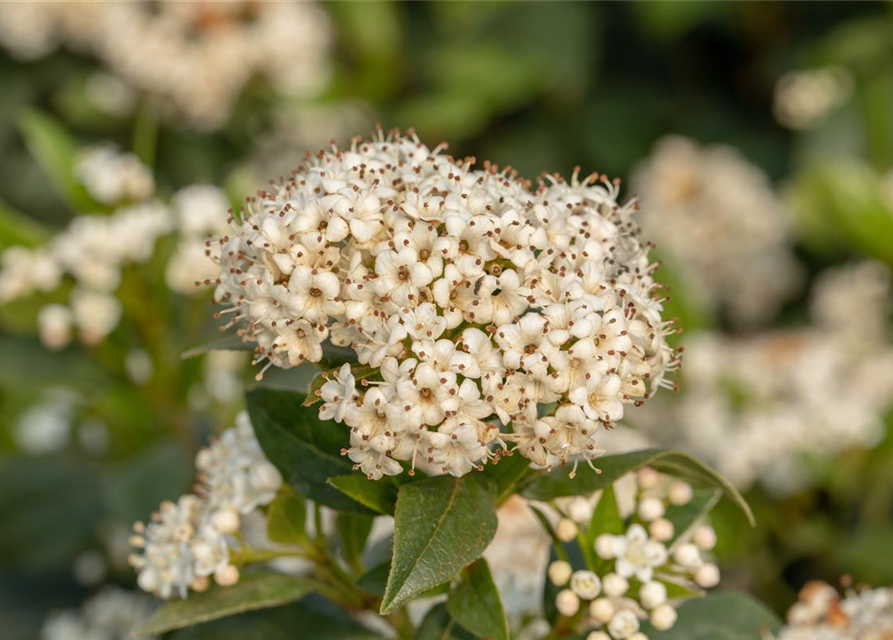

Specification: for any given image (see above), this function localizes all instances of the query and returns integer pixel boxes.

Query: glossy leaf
[415,604,477,640]
[0,198,48,248]
[640,591,782,639]
[585,486,624,573]
[328,474,398,516]
[381,474,498,614]
[665,487,721,544]
[337,512,375,571]
[246,387,371,514]
[521,449,754,526]
[445,559,509,640]
[135,572,317,637]
[482,452,531,504]
[266,488,308,545]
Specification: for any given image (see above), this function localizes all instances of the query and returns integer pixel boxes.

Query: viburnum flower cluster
[212,130,677,479]
[0,146,231,348]
[776,581,893,640]
[548,469,720,640]
[129,412,282,599]
[41,586,157,640]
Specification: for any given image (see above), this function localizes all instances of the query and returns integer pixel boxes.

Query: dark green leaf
[134,572,317,637]
[18,110,98,213]
[482,452,531,504]
[584,486,624,573]
[0,198,49,248]
[446,559,508,640]
[246,387,372,514]
[337,512,375,570]
[328,474,398,515]
[266,488,308,545]
[381,474,498,613]
[521,449,754,526]
[170,596,378,640]
[640,591,782,639]
[665,487,721,544]
[415,604,477,640]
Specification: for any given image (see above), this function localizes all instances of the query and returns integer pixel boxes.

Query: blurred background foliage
[1,1,893,638]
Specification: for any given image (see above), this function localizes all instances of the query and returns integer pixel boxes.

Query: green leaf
[18,110,99,213]
[328,474,398,515]
[337,512,375,571]
[266,488,308,545]
[446,559,509,640]
[658,575,704,601]
[665,487,721,544]
[0,198,49,248]
[584,486,624,573]
[169,596,378,640]
[416,604,477,640]
[482,452,531,504]
[640,591,782,639]
[134,572,317,637]
[381,474,498,614]
[245,387,372,514]
[521,449,754,526]
[180,333,255,359]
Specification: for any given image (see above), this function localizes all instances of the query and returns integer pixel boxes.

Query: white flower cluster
[0,1,332,130]
[0,155,231,348]
[774,67,854,130]
[633,136,800,325]
[631,262,893,493]
[74,145,155,205]
[41,587,157,640]
[212,131,676,479]
[777,581,893,640]
[129,411,282,599]
[548,469,719,640]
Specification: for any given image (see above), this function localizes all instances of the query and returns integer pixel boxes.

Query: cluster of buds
[213,130,677,479]
[777,581,893,640]
[128,412,282,599]
[547,468,720,640]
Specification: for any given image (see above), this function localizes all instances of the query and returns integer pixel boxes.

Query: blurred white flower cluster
[41,587,157,640]
[633,261,893,493]
[0,146,230,348]
[634,136,801,325]
[777,581,893,640]
[546,469,719,640]
[213,130,677,479]
[774,67,854,130]
[129,411,282,599]
[0,1,332,130]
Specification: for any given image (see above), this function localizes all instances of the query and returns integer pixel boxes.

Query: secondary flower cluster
[776,581,893,640]
[0,1,331,130]
[41,587,157,640]
[632,261,893,493]
[129,412,283,599]
[212,131,676,479]
[547,468,719,640]
[633,136,800,325]
[0,147,230,348]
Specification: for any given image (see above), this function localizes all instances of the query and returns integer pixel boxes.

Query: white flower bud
[693,525,717,550]
[668,481,693,506]
[595,533,618,560]
[555,589,580,617]
[251,460,283,492]
[556,518,579,542]
[602,572,629,597]
[548,560,573,586]
[673,543,701,568]
[214,564,240,587]
[566,497,592,523]
[586,632,611,640]
[639,581,667,609]
[607,609,640,639]
[637,467,660,489]
[38,304,72,350]
[648,518,674,542]
[637,497,665,522]
[191,576,210,592]
[589,597,616,624]
[695,563,720,588]
[628,633,648,640]
[650,603,678,630]
[210,507,241,535]
[570,570,601,600]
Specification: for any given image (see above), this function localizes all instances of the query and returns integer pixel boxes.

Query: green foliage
[381,474,498,614]
[520,449,754,526]
[415,603,477,640]
[445,559,509,640]
[245,387,372,514]
[0,198,48,248]
[328,474,399,515]
[665,487,722,544]
[640,592,783,639]
[135,572,318,637]
[266,488,309,546]
[337,512,375,571]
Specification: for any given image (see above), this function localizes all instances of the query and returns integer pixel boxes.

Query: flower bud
[556,518,579,542]
[693,525,717,550]
[215,564,240,587]
[650,603,678,630]
[211,506,241,535]
[555,589,580,617]
[570,570,601,600]
[639,580,667,609]
[695,563,720,588]
[589,597,616,624]
[586,632,611,640]
[668,481,693,505]
[566,497,592,523]
[673,543,701,568]
[548,560,572,586]
[648,517,674,542]
[595,533,618,560]
[637,497,665,522]
[602,572,629,597]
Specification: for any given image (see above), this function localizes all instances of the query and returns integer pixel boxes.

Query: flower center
[420,388,433,399]
[525,344,538,355]
[397,266,410,282]
[309,287,322,297]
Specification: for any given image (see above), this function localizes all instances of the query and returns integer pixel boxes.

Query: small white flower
[607,609,640,640]
[570,570,601,600]
[319,364,358,423]
[613,524,668,583]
